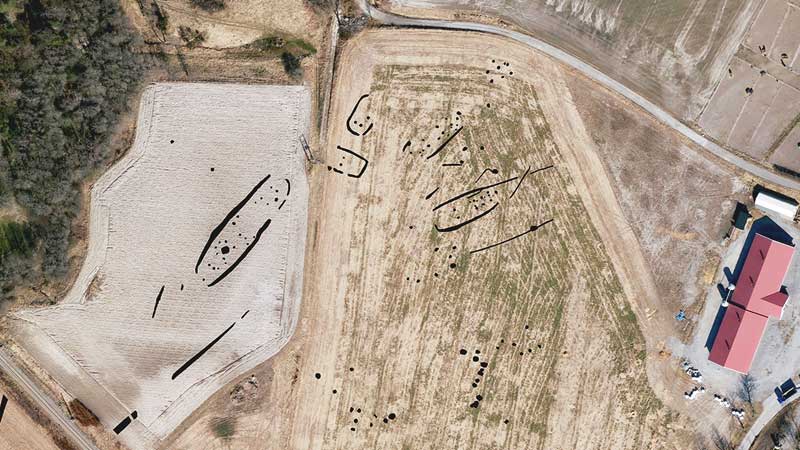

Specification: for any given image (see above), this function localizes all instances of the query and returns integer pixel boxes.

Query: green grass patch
[211,417,236,439]
[245,34,316,56]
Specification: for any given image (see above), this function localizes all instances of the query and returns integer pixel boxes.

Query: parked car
[776,379,797,403]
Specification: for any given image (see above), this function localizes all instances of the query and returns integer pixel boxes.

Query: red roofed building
[709,234,794,373]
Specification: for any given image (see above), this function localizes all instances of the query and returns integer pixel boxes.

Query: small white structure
[755,191,799,221]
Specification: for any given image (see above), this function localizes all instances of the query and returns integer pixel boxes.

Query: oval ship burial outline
[195,174,291,287]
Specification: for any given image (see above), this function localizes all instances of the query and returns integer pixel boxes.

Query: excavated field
[11,83,310,449]
[164,29,699,450]
[384,0,759,121]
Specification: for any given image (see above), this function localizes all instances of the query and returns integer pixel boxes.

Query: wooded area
[0,0,145,300]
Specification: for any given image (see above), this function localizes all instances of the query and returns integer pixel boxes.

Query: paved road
[357,0,800,192]
[737,394,800,450]
[0,348,99,450]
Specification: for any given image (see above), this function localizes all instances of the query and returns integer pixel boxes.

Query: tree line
[0,0,145,300]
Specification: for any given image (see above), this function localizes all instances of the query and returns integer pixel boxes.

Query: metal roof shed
[755,191,799,220]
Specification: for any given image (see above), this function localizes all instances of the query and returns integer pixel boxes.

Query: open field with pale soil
[698,0,800,170]
[0,380,60,450]
[771,123,800,175]
[11,83,309,449]
[383,0,759,121]
[164,29,706,450]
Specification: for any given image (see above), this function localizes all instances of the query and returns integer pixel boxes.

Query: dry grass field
[11,83,310,449]
[383,0,759,121]
[123,0,324,48]
[565,71,748,322]
[164,29,700,450]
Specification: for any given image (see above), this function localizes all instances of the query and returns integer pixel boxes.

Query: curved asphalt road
[357,0,800,192]
[0,348,98,450]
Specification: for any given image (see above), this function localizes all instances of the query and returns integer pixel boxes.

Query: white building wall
[755,192,799,220]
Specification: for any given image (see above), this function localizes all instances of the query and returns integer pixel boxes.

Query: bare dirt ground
[10,83,310,449]
[382,0,760,122]
[565,69,748,326]
[0,378,60,450]
[698,0,800,169]
[163,28,706,450]
[770,122,800,174]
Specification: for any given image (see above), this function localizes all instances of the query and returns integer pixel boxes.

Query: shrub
[281,51,302,78]
[178,26,206,48]
[190,0,225,12]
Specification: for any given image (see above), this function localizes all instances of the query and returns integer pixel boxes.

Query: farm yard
[164,29,699,450]
[10,83,310,449]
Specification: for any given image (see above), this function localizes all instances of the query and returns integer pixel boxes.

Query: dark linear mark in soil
[207,219,272,287]
[337,146,369,179]
[442,162,463,167]
[470,219,554,254]
[347,94,371,137]
[510,167,531,199]
[402,140,412,152]
[152,285,165,318]
[426,126,463,160]
[425,187,439,200]
[113,416,132,434]
[435,203,499,233]
[241,310,250,319]
[433,177,518,212]
[172,322,236,380]
[285,179,291,196]
[196,174,271,274]
[278,199,286,210]
[474,168,499,184]
[510,165,553,199]
[0,395,7,424]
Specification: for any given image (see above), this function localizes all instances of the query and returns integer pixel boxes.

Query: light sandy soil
[382,0,760,122]
[699,55,800,161]
[770,122,800,174]
[164,28,701,450]
[11,83,310,449]
[698,0,800,165]
[0,382,60,450]
[745,0,800,70]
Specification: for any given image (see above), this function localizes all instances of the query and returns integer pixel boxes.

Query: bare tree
[739,373,757,409]
[711,428,735,450]
[778,406,800,449]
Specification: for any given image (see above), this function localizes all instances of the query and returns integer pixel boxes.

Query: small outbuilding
[755,190,799,221]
